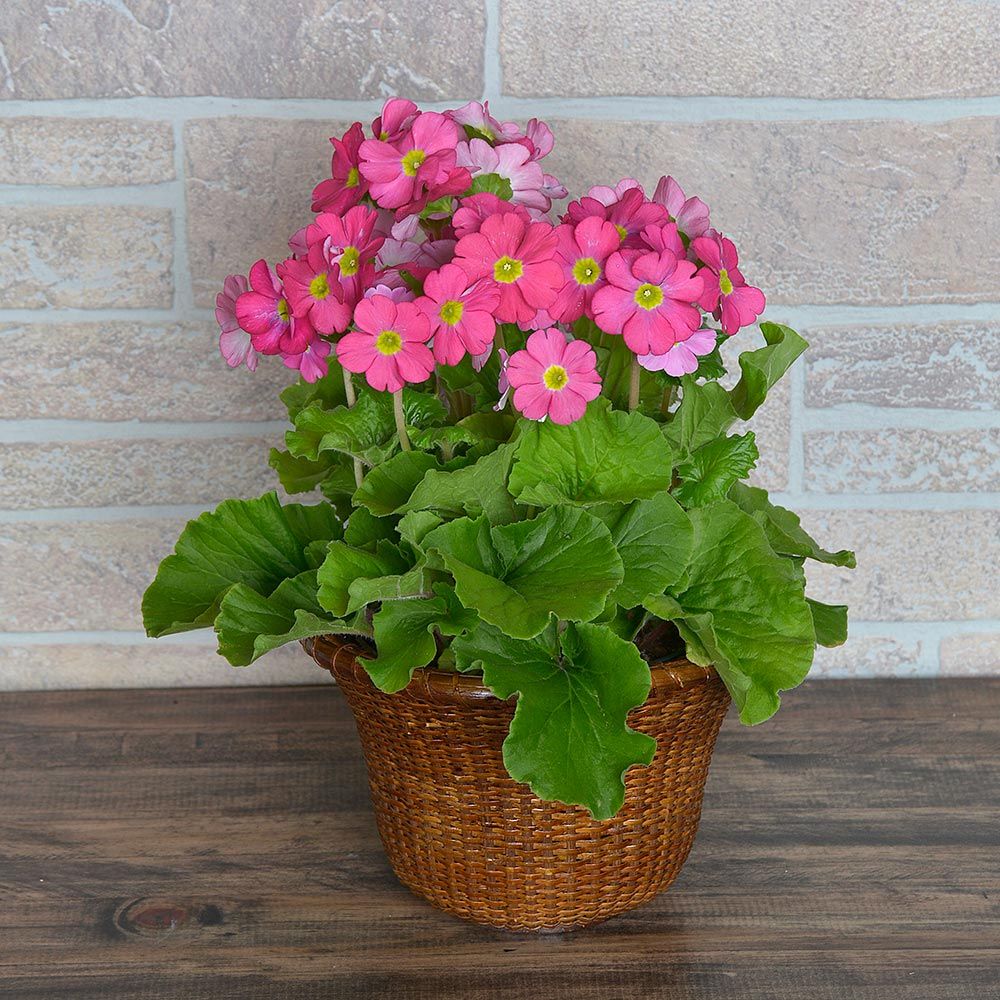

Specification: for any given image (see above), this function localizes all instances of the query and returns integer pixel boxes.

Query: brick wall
[0,1,997,689]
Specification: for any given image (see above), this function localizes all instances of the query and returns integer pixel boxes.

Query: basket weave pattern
[307,634,731,932]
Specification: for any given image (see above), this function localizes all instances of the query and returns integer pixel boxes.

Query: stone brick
[939,632,1000,677]
[185,118,346,307]
[810,634,928,678]
[804,429,1000,494]
[800,509,1000,621]
[0,2,483,99]
[0,642,324,690]
[501,0,1000,99]
[804,321,1000,410]
[0,117,174,185]
[0,321,289,421]
[545,118,1000,306]
[0,436,281,510]
[0,207,172,308]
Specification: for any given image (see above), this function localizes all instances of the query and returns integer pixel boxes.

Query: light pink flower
[521,119,554,161]
[277,246,352,335]
[283,337,332,383]
[549,216,620,324]
[288,226,310,256]
[416,263,500,366]
[371,98,419,142]
[365,282,415,303]
[456,138,548,212]
[637,328,717,377]
[591,249,704,356]
[692,232,766,335]
[454,213,562,325]
[336,296,434,393]
[452,193,530,240]
[312,122,368,215]
[506,329,602,425]
[540,173,568,202]
[447,100,523,144]
[652,176,711,239]
[493,348,511,407]
[216,273,258,372]
[565,186,668,249]
[583,178,644,208]
[235,259,314,356]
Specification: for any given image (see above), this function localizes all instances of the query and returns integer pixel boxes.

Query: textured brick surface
[545,118,1000,306]
[804,321,1000,411]
[501,0,1000,99]
[804,429,1000,493]
[0,322,289,421]
[811,635,927,678]
[0,207,172,309]
[0,117,174,186]
[940,633,1000,676]
[801,509,1000,621]
[0,1,484,99]
[0,436,280,510]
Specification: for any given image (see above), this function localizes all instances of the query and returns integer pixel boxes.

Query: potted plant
[143,98,855,932]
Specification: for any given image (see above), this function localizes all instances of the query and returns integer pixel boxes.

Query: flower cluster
[215,98,766,425]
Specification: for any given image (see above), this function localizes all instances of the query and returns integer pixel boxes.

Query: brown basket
[305,634,731,932]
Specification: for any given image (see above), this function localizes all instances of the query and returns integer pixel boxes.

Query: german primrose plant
[143,99,855,819]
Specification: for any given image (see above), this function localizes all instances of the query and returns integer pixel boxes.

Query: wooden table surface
[1,678,998,999]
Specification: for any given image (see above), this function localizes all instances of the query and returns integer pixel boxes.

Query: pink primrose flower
[652,176,711,240]
[336,295,434,393]
[637,327,718,377]
[365,282,415,303]
[371,98,419,143]
[506,329,602,425]
[549,215,621,324]
[235,259,314,356]
[282,337,332,383]
[456,138,549,212]
[448,100,523,144]
[312,122,368,215]
[277,246,353,335]
[452,193,530,240]
[591,249,704,356]
[638,221,685,258]
[691,232,766,335]
[416,262,500,366]
[520,119,554,161]
[540,173,568,202]
[565,186,668,249]
[216,273,258,372]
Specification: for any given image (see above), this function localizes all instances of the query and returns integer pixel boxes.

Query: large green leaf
[509,399,674,506]
[279,367,346,421]
[808,598,849,648]
[730,322,808,421]
[599,493,694,607]
[452,621,656,819]
[353,451,439,516]
[423,507,623,639]
[673,432,759,508]
[142,493,341,637]
[316,541,411,616]
[729,483,857,568]
[365,585,478,692]
[646,500,815,725]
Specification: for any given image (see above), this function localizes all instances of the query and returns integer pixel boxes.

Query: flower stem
[660,384,675,416]
[393,389,412,452]
[341,367,364,489]
[628,355,641,411]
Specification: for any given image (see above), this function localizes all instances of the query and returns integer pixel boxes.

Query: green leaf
[279,367,346,421]
[396,509,444,550]
[730,322,808,421]
[353,451,439,516]
[599,493,694,607]
[452,621,656,819]
[269,448,332,494]
[509,399,674,506]
[808,599,849,648]
[282,500,343,548]
[403,443,517,525]
[423,507,623,639]
[646,500,815,725]
[673,432,759,508]
[662,377,738,454]
[342,507,396,549]
[365,585,478,693]
[728,483,857,568]
[142,493,340,638]
[466,172,514,200]
[316,541,410,616]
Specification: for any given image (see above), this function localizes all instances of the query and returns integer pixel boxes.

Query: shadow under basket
[305,634,731,932]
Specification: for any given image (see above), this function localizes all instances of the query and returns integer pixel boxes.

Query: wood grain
[1,678,998,998]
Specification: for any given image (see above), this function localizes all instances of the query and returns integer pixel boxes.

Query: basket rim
[304,632,719,701]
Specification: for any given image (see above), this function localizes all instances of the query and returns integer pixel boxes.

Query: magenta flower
[216,273,258,372]
[277,246,352,335]
[549,216,620,324]
[565,185,668,249]
[311,122,368,215]
[457,138,549,212]
[235,259,314,356]
[591,250,704,356]
[283,337,332,383]
[506,329,602,425]
[638,222,685,258]
[452,193,530,240]
[416,263,500,366]
[453,213,562,325]
[372,98,419,142]
[637,328,718,377]
[306,205,384,294]
[652,176,711,240]
[692,232,766,335]
[336,296,434,393]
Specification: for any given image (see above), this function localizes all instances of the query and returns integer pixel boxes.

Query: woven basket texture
[306,634,731,932]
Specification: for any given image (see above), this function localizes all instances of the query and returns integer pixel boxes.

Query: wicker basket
[305,633,731,932]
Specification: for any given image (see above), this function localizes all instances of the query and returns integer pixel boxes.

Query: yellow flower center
[615,223,628,242]
[309,272,330,300]
[572,256,601,286]
[634,283,664,310]
[401,148,426,177]
[346,165,360,188]
[719,267,734,296]
[494,255,524,284]
[376,329,403,355]
[339,245,360,277]
[542,364,569,391]
[277,297,290,322]
[439,299,464,325]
